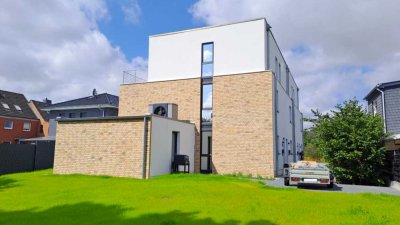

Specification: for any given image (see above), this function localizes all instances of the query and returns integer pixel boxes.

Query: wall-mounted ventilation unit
[149,103,178,119]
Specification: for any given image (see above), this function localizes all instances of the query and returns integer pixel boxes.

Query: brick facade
[54,117,150,178]
[0,117,40,143]
[213,71,274,177]
[119,71,275,177]
[119,78,202,172]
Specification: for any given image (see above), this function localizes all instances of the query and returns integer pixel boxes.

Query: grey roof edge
[150,17,268,38]
[57,114,195,125]
[47,93,119,108]
[364,80,400,100]
[42,104,118,111]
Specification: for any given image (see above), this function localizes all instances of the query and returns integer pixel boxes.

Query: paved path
[265,178,400,195]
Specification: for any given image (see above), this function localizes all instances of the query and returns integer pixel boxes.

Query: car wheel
[284,178,290,186]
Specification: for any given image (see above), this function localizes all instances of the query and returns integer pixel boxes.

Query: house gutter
[376,87,387,133]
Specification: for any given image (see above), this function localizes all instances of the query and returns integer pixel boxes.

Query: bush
[307,99,386,185]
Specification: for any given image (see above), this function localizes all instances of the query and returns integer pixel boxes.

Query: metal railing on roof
[122,70,147,84]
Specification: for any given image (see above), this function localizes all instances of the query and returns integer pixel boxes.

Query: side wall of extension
[54,118,150,178]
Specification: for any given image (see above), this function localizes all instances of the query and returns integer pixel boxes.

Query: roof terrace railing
[122,70,147,84]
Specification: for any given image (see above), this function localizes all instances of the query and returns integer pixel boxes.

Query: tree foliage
[307,99,386,185]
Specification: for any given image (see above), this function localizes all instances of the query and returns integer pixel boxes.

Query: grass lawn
[0,170,399,225]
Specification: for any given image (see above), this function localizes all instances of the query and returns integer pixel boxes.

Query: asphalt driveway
[265,178,400,195]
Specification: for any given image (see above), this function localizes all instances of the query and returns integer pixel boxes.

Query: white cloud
[0,0,146,103]
[189,0,400,119]
[121,0,142,24]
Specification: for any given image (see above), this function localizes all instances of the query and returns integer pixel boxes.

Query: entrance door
[200,132,212,173]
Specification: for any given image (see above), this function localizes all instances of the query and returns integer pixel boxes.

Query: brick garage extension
[119,78,201,172]
[54,117,150,178]
[212,71,275,177]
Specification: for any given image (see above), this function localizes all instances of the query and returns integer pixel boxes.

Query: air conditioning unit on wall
[149,103,178,119]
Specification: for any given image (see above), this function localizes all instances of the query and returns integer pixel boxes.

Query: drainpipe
[376,87,387,133]
[142,116,149,179]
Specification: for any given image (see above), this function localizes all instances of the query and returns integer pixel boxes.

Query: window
[1,102,10,110]
[69,113,76,118]
[58,113,65,118]
[274,57,278,77]
[289,106,292,123]
[278,63,281,82]
[202,43,214,77]
[14,105,22,111]
[276,90,279,113]
[291,86,295,100]
[286,67,290,93]
[23,122,31,131]
[4,121,13,129]
[281,138,285,155]
[372,101,377,115]
[80,112,87,118]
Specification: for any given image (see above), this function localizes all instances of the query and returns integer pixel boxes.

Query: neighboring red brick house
[0,90,41,143]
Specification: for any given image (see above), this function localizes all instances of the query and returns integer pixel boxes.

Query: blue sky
[99,0,201,59]
[0,0,399,119]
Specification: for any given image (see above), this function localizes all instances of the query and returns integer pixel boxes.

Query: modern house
[365,80,400,151]
[54,18,304,178]
[0,90,41,143]
[42,91,119,136]
[28,99,52,137]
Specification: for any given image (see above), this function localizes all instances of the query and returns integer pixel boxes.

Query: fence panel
[0,144,36,175]
[0,142,55,175]
[35,141,55,170]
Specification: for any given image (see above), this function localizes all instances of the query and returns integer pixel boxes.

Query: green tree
[308,99,386,185]
[303,130,322,161]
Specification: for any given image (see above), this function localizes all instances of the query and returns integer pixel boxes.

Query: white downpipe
[376,87,387,133]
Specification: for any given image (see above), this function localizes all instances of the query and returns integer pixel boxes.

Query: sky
[0,0,399,120]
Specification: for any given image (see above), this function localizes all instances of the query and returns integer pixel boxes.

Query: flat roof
[150,17,268,38]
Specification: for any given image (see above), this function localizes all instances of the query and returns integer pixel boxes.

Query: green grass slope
[0,170,399,225]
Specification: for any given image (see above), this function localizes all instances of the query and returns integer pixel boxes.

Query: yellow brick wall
[54,118,150,178]
[119,79,201,172]
[213,71,274,177]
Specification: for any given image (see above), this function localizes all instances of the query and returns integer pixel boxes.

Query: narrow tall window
[289,106,292,123]
[202,43,214,77]
[278,63,281,82]
[275,57,278,77]
[202,84,212,122]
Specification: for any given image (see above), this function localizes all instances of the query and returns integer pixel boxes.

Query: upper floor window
[1,102,10,110]
[69,113,76,118]
[80,112,87,118]
[14,105,22,111]
[202,43,214,77]
[23,122,31,131]
[4,121,13,129]
[289,106,292,123]
[274,57,278,77]
[278,63,281,82]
